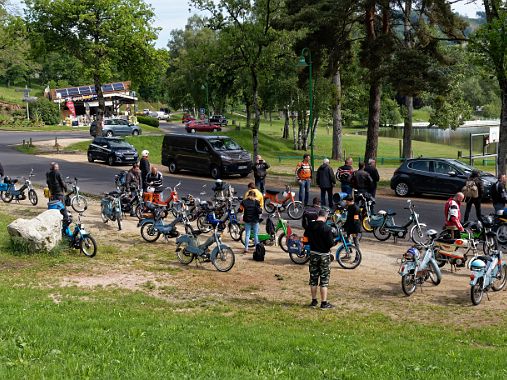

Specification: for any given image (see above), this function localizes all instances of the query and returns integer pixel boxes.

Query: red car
[185,120,222,133]
[182,113,195,124]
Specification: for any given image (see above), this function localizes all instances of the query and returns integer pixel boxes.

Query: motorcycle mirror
[74,177,78,181]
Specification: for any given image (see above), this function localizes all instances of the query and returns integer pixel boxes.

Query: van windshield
[208,138,241,151]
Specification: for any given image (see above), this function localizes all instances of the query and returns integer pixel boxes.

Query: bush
[28,98,60,125]
[137,115,159,128]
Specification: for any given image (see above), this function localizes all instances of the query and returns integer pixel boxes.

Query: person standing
[46,162,67,202]
[343,195,361,247]
[241,190,263,254]
[126,163,141,190]
[304,208,335,309]
[491,174,507,212]
[463,170,484,222]
[295,154,312,206]
[351,162,373,196]
[243,182,264,209]
[316,158,336,208]
[145,166,163,189]
[253,155,270,194]
[445,192,465,239]
[336,157,354,196]
[364,158,380,197]
[140,150,150,192]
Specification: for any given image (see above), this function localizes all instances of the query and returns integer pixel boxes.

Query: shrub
[137,115,159,128]
[28,98,60,125]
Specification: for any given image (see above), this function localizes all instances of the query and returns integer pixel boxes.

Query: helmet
[142,150,149,157]
[404,247,420,261]
[470,258,487,270]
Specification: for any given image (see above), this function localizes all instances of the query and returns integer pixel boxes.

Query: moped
[137,203,182,242]
[469,249,507,305]
[64,177,88,212]
[143,182,181,215]
[263,185,304,220]
[398,229,442,296]
[0,169,38,205]
[100,191,123,230]
[434,229,479,271]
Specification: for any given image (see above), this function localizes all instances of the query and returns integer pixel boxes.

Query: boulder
[7,210,63,252]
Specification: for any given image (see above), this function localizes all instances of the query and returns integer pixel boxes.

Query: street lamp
[296,48,314,172]
[201,82,209,119]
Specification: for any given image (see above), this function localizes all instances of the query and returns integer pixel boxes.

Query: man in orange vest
[296,153,312,206]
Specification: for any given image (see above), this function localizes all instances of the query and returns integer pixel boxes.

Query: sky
[8,0,485,49]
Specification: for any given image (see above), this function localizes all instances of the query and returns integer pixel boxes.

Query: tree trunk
[94,73,105,136]
[282,108,289,138]
[251,69,261,161]
[364,79,381,162]
[245,99,251,129]
[331,67,343,160]
[292,113,297,149]
[403,95,413,158]
[499,85,507,175]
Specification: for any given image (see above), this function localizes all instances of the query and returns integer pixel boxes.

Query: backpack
[462,180,479,199]
[287,234,302,255]
[253,243,265,261]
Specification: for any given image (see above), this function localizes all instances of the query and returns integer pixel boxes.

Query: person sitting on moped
[145,166,163,192]
[444,192,465,239]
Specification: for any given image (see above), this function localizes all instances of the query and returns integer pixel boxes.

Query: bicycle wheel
[197,215,212,233]
[470,282,484,305]
[176,242,194,265]
[428,261,441,286]
[28,189,38,206]
[401,274,416,296]
[410,224,429,245]
[287,202,304,220]
[373,227,391,241]
[492,265,507,291]
[229,222,241,241]
[140,222,160,242]
[336,244,362,269]
[80,235,97,258]
[71,195,88,212]
[212,246,235,272]
[278,232,289,252]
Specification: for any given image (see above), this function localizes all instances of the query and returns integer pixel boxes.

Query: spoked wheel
[197,215,212,233]
[176,242,194,265]
[135,204,144,220]
[80,236,97,257]
[140,222,160,242]
[228,222,242,241]
[483,235,498,255]
[336,244,362,269]
[361,217,373,233]
[264,199,276,214]
[410,224,429,245]
[100,210,109,223]
[71,195,88,212]
[287,202,304,220]
[401,274,416,296]
[289,249,310,265]
[471,281,484,305]
[496,224,507,244]
[28,189,38,206]
[1,191,13,203]
[428,261,441,286]
[212,246,235,272]
[278,232,289,253]
[240,228,254,248]
[435,252,447,268]
[373,227,391,241]
[492,265,507,291]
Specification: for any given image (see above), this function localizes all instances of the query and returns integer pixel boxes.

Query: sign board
[490,126,500,143]
[199,108,205,114]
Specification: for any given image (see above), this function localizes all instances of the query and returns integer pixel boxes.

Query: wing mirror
[448,171,456,176]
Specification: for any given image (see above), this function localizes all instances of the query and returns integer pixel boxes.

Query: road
[0,129,493,231]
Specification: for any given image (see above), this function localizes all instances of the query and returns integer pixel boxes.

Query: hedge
[137,115,159,128]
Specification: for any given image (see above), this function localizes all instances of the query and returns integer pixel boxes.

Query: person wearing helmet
[140,150,150,191]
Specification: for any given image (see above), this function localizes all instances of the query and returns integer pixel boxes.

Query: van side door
[194,139,211,173]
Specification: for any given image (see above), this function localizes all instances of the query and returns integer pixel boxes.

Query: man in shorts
[304,208,336,309]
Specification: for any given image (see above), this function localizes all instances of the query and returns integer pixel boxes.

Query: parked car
[209,115,228,127]
[90,119,142,137]
[87,137,139,166]
[182,113,195,124]
[185,120,221,133]
[390,158,497,198]
[161,134,252,179]
[155,111,170,120]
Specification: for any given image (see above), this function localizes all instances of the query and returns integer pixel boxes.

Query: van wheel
[168,161,178,174]
[210,165,222,179]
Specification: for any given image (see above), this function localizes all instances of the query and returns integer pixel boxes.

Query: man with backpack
[462,170,483,222]
[491,174,507,212]
[336,157,354,196]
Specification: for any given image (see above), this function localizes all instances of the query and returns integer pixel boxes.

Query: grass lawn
[0,209,506,378]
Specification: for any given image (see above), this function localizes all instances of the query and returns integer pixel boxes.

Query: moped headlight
[75,186,80,192]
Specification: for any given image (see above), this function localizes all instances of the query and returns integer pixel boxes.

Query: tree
[25,0,160,134]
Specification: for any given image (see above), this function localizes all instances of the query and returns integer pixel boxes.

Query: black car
[209,115,228,127]
[87,137,139,166]
[390,158,497,198]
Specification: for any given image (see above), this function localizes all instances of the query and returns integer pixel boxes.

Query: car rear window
[408,160,430,172]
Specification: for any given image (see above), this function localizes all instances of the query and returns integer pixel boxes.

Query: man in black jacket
[240,190,263,253]
[253,155,270,194]
[351,162,373,196]
[316,158,336,208]
[491,174,507,212]
[365,159,380,197]
[46,162,67,202]
[145,166,163,190]
[304,208,335,309]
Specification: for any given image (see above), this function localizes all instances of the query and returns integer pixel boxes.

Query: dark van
[162,134,252,179]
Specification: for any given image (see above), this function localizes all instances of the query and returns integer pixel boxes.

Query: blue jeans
[341,183,352,196]
[299,179,311,205]
[244,222,259,249]
[493,203,505,213]
[255,178,265,194]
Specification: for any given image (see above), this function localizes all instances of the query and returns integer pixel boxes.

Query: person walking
[241,190,263,254]
[316,158,336,208]
[304,208,335,309]
[336,157,354,196]
[295,153,312,206]
[243,182,264,209]
[343,195,361,247]
[351,162,373,196]
[46,162,67,202]
[445,192,465,239]
[302,197,321,229]
[364,158,380,197]
[463,170,483,222]
[491,174,507,213]
[140,150,150,192]
[253,155,270,194]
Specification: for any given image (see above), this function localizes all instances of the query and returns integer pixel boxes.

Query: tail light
[470,273,475,281]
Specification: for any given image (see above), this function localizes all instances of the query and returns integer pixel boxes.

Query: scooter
[64,177,88,212]
[100,191,123,230]
[0,169,38,205]
[469,249,507,305]
[263,185,304,220]
[434,230,479,271]
[137,203,182,242]
[143,182,181,215]
[240,207,292,251]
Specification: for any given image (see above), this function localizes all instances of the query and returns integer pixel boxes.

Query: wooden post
[29,138,33,147]
[22,139,25,147]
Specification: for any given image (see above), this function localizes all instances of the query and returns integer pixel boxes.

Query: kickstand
[486,291,490,301]
[393,235,398,244]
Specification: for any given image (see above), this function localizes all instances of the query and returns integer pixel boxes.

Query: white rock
[7,210,63,252]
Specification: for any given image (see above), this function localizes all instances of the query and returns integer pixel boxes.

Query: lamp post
[296,48,314,172]
[201,82,209,119]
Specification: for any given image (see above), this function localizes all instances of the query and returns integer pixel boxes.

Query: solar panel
[102,84,113,92]
[68,87,79,96]
[112,82,125,91]
[79,86,93,96]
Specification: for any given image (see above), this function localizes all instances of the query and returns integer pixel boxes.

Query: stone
[7,210,63,252]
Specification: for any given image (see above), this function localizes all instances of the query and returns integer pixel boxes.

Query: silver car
[90,119,142,137]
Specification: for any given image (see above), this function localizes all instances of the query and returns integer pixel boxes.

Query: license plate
[238,166,247,169]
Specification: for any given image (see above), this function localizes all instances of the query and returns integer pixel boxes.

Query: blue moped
[469,250,507,305]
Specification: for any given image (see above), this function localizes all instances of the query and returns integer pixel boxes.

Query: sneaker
[320,302,334,309]
[309,299,318,307]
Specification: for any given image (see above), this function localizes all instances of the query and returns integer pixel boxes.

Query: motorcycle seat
[265,189,279,195]
[108,191,121,196]
[4,178,17,184]
[477,255,493,262]
[387,211,396,216]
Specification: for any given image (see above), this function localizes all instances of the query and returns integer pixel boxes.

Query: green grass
[0,84,44,105]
